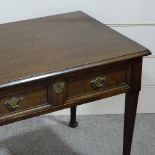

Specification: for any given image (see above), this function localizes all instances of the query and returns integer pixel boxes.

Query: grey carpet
[0,114,154,155]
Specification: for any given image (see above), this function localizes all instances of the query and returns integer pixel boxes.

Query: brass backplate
[5,97,24,109]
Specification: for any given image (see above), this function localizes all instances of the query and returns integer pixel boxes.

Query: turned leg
[123,92,139,155]
[69,106,78,128]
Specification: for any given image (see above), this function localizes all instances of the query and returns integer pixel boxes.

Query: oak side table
[0,11,151,155]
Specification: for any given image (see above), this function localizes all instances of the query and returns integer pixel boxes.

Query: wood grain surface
[0,11,150,87]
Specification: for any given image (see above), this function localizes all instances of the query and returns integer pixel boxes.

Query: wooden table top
[0,11,150,87]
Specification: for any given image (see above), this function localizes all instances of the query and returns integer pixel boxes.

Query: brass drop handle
[5,97,24,110]
[91,77,105,89]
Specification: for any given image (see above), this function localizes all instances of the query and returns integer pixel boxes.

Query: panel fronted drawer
[0,82,50,117]
[66,65,127,99]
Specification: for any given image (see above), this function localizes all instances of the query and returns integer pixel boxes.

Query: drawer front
[67,66,126,99]
[51,63,129,106]
[0,83,49,117]
[0,62,130,125]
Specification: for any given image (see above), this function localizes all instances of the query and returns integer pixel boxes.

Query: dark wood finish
[69,106,78,128]
[0,86,47,116]
[0,11,151,155]
[124,92,139,155]
[67,63,126,99]
[0,11,150,88]
[0,80,51,123]
[123,57,143,155]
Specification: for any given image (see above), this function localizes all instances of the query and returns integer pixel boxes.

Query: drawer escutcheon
[53,82,65,94]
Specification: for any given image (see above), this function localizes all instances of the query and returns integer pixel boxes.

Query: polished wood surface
[0,11,150,87]
[0,11,151,155]
[67,63,126,98]
[0,80,50,116]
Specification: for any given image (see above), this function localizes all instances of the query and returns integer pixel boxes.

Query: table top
[0,11,151,87]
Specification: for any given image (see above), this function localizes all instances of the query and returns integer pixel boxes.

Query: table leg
[69,106,78,128]
[123,91,139,155]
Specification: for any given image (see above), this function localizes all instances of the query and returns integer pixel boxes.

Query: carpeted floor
[0,114,154,155]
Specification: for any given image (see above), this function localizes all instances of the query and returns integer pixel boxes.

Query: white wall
[0,0,154,114]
